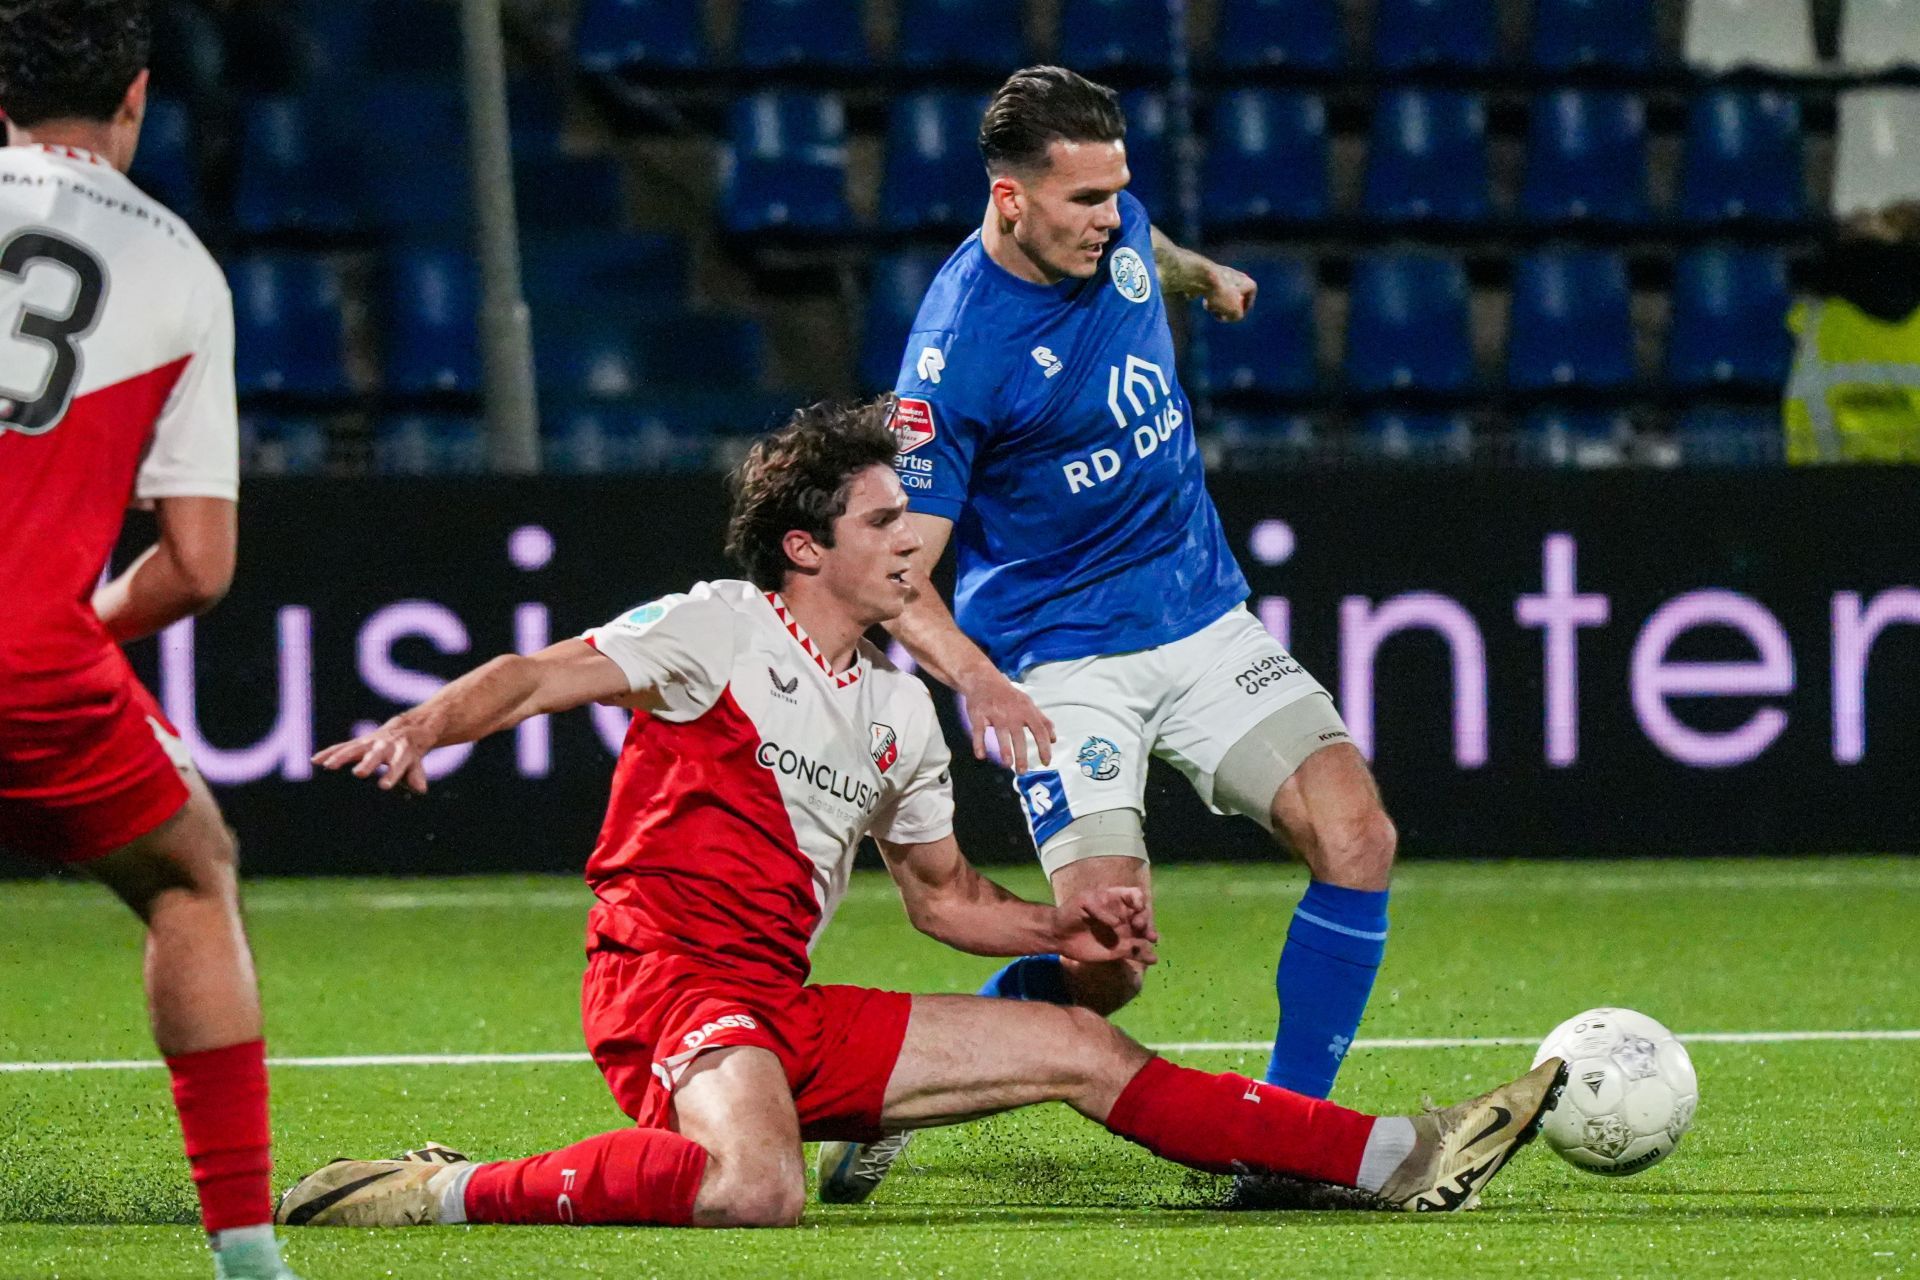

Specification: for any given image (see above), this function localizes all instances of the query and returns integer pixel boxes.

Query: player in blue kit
[819,67,1398,1206]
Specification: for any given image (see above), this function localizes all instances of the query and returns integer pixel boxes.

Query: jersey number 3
[0,229,107,436]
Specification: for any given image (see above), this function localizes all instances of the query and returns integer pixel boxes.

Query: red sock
[1104,1056,1377,1186]
[165,1039,273,1233]
[464,1128,710,1226]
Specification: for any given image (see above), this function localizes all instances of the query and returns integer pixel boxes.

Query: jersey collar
[764,592,863,689]
[29,143,107,167]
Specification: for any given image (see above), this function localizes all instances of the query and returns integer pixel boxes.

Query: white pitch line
[3,1030,1914,1074]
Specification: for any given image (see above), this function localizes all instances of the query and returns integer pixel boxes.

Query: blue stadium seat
[1203,90,1331,227]
[514,156,625,231]
[229,255,350,398]
[1531,0,1656,69]
[240,416,329,476]
[128,97,199,223]
[1521,91,1650,224]
[1521,407,1634,466]
[1672,405,1783,465]
[1215,0,1344,70]
[294,2,374,80]
[1060,0,1174,72]
[1507,248,1633,389]
[897,0,1025,71]
[543,403,715,473]
[1360,411,1475,462]
[736,0,867,69]
[1363,90,1491,223]
[1119,90,1169,214]
[1373,0,1498,69]
[1667,246,1793,389]
[861,251,947,393]
[881,92,990,233]
[385,246,480,396]
[1199,256,1317,396]
[534,324,645,402]
[373,415,487,475]
[1344,251,1474,392]
[576,0,704,72]
[721,93,852,234]
[234,96,357,236]
[361,147,472,235]
[1680,91,1806,223]
[520,233,687,308]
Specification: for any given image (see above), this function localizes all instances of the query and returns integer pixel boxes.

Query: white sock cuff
[1355,1116,1417,1193]
[210,1223,278,1251]
[437,1162,482,1225]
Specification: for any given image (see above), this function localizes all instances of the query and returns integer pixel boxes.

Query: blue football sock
[1264,880,1390,1097]
[977,954,1071,1003]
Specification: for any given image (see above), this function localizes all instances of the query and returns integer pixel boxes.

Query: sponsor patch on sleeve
[890,397,937,455]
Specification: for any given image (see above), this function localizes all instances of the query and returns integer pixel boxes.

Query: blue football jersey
[891,191,1248,675]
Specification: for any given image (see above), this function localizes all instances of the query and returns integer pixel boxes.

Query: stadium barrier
[105,470,1919,874]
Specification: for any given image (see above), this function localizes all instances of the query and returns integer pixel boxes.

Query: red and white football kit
[577,580,955,1140]
[458,581,1400,1228]
[0,144,236,861]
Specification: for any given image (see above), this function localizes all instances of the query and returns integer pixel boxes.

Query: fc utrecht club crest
[890,397,936,454]
[869,722,899,774]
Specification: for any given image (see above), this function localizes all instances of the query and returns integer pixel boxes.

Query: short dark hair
[979,64,1125,175]
[0,0,148,128]
[726,398,902,591]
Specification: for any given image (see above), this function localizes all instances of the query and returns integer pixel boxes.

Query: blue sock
[977,954,1071,1003]
[1264,881,1390,1097]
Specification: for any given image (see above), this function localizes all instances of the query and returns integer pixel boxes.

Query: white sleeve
[582,590,738,721]
[870,691,956,846]
[135,268,239,502]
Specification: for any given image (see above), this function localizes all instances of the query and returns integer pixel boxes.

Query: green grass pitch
[3,857,1916,1279]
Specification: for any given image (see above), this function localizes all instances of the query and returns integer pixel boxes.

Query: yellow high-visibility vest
[1784,297,1920,464]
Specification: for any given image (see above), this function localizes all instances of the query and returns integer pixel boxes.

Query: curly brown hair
[725,398,902,591]
[0,0,148,127]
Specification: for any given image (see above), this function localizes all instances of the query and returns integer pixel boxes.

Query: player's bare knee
[696,1157,805,1228]
[1322,807,1397,890]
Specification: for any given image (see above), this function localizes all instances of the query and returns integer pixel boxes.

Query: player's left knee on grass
[693,1159,806,1229]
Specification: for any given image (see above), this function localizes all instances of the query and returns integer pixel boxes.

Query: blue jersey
[891,191,1248,675]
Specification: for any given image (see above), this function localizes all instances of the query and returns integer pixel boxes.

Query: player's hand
[1052,886,1159,966]
[312,717,438,795]
[958,668,1056,772]
[1201,263,1257,323]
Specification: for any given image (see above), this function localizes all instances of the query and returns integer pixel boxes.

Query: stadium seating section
[141,0,1919,472]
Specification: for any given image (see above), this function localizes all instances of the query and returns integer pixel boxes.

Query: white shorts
[1011,604,1339,852]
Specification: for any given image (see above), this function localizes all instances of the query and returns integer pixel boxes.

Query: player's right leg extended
[876,994,1568,1213]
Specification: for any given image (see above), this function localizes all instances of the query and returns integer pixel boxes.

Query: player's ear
[989,173,1024,224]
[119,70,149,126]
[782,528,824,575]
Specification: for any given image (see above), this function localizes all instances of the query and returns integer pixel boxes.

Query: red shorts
[580,941,913,1144]
[0,657,192,863]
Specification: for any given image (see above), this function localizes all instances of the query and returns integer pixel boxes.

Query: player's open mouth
[887,569,908,585]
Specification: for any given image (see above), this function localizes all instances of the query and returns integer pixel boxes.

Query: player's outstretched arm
[92,496,236,643]
[883,511,1057,771]
[1149,226,1258,323]
[312,639,630,794]
[876,833,1158,965]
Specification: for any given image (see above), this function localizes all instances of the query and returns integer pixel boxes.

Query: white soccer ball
[1531,1007,1698,1176]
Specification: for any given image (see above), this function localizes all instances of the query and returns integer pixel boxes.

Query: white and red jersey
[580,580,955,985]
[0,144,236,703]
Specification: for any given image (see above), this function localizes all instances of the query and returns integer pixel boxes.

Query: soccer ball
[1531,1007,1698,1176]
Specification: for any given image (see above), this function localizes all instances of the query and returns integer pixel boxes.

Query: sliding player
[826,66,1395,1204]
[277,401,1565,1230]
[0,4,297,1277]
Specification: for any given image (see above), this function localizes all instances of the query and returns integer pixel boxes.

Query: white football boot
[815,1131,914,1205]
